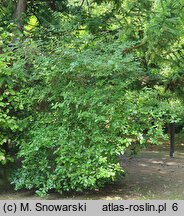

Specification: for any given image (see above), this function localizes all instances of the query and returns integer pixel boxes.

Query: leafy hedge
[11,34,180,196]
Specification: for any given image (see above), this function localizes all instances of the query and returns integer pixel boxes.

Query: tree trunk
[169,123,175,158]
[48,0,57,11]
[15,0,27,30]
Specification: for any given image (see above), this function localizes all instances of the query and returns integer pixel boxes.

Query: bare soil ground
[0,143,184,200]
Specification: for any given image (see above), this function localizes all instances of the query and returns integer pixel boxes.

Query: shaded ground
[0,143,184,200]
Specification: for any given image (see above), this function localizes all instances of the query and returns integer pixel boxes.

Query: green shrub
[0,43,26,165]
[11,35,175,196]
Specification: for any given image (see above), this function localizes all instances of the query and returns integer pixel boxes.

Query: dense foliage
[0,0,184,195]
